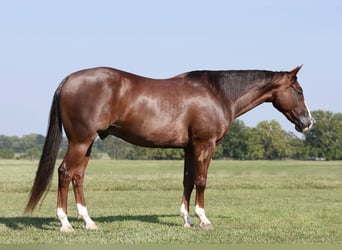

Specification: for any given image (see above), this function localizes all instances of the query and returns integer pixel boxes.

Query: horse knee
[195,176,207,190]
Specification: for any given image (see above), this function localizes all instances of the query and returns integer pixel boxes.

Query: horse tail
[25,80,65,213]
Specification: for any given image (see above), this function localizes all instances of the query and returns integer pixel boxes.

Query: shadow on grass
[0,214,179,230]
[0,216,58,230]
[95,214,180,226]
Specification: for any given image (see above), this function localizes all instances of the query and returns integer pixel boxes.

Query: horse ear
[290,65,302,76]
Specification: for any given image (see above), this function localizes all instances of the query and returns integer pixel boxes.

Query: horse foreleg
[180,148,195,227]
[72,151,98,230]
[193,142,215,230]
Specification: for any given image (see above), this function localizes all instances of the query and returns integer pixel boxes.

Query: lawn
[0,159,342,244]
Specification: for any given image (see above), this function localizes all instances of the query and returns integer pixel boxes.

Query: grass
[0,159,342,244]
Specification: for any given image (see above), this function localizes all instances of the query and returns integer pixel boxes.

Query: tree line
[1,110,341,160]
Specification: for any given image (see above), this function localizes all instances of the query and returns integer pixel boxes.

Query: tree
[256,120,295,159]
[22,148,41,160]
[243,128,264,159]
[289,135,306,160]
[0,149,15,159]
[220,119,248,159]
[20,134,44,152]
[304,110,342,160]
[219,120,264,159]
[213,143,223,159]
[0,135,21,152]
[103,136,132,160]
[145,148,184,160]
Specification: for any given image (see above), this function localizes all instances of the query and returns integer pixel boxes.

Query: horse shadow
[0,214,179,231]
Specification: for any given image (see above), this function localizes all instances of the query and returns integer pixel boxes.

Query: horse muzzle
[295,116,314,133]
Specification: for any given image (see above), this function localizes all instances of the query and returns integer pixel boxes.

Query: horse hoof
[184,215,194,228]
[84,222,98,230]
[199,222,214,230]
[60,225,75,233]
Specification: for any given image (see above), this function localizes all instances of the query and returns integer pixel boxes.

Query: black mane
[186,70,278,100]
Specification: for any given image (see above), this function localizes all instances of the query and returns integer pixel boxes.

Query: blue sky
[0,0,341,136]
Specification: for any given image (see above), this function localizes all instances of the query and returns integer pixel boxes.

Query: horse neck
[231,87,272,118]
[227,72,281,119]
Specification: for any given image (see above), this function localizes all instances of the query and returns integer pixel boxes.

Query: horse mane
[186,70,279,100]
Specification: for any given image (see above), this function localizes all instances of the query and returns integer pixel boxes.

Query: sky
[0,0,341,137]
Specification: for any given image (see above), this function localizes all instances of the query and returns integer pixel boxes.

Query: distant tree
[103,136,133,159]
[0,135,12,151]
[0,135,21,152]
[289,135,306,160]
[0,149,15,159]
[256,120,295,159]
[304,110,342,160]
[20,134,44,152]
[144,148,184,160]
[22,147,41,160]
[243,128,264,159]
[215,120,264,160]
[220,120,248,159]
[213,144,223,159]
[128,145,142,160]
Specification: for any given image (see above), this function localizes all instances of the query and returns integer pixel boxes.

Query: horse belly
[108,116,189,148]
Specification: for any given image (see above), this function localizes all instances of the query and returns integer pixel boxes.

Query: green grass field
[1,159,342,244]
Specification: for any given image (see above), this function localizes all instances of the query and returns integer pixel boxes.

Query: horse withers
[25,66,313,232]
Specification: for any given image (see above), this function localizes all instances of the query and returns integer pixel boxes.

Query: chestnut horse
[25,66,313,232]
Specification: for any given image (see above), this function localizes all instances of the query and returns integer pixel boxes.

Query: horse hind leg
[57,140,97,232]
[73,142,98,230]
[57,159,74,232]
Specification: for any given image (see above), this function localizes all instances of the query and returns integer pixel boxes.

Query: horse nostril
[297,115,314,132]
[300,117,314,132]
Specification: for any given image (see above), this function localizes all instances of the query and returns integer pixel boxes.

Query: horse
[25,65,313,232]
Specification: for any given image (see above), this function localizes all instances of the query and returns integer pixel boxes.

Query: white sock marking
[56,208,74,232]
[180,203,187,217]
[180,203,193,227]
[76,203,97,230]
[195,204,211,225]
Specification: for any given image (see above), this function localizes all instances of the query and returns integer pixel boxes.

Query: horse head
[272,66,313,132]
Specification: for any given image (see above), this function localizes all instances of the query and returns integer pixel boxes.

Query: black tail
[25,83,64,213]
